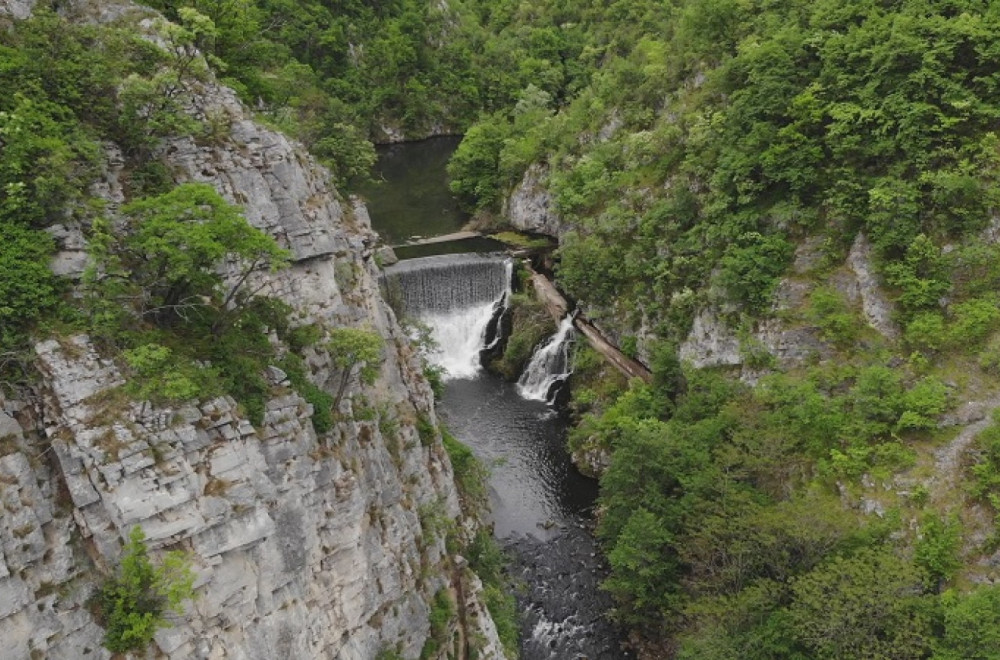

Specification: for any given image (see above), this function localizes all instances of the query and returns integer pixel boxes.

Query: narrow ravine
[368,138,632,659]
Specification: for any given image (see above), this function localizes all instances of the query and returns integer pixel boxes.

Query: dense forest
[5,0,1000,658]
[454,1,1000,656]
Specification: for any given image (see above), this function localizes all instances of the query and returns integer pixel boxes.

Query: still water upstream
[364,138,631,659]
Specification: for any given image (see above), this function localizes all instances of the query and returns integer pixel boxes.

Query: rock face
[0,3,506,658]
[0,0,34,19]
[845,233,900,340]
[503,165,564,237]
[22,336,460,660]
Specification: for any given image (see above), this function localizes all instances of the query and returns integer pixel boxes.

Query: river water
[359,136,468,245]
[366,137,631,659]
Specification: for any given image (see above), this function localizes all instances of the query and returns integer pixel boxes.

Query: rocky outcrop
[679,309,743,369]
[845,233,900,340]
[0,0,34,19]
[15,335,460,660]
[503,165,563,237]
[0,2,506,658]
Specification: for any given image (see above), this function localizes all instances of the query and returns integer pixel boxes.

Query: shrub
[326,327,385,406]
[0,223,61,353]
[420,589,455,660]
[718,232,794,312]
[808,287,859,347]
[93,527,195,653]
[442,429,488,515]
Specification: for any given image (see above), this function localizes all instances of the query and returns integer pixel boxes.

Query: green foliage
[465,530,519,657]
[420,589,455,660]
[0,94,100,227]
[481,581,519,659]
[787,547,934,660]
[93,527,195,653]
[935,587,1000,660]
[416,413,436,447]
[807,287,860,347]
[0,223,62,353]
[884,235,951,320]
[718,232,795,312]
[441,429,488,516]
[914,514,961,589]
[586,351,958,642]
[312,122,378,187]
[278,352,335,435]
[88,183,288,329]
[122,343,209,403]
[603,507,681,623]
[326,328,384,385]
[325,327,385,407]
[969,410,1000,519]
[489,293,554,381]
[947,297,1000,349]
[447,113,513,212]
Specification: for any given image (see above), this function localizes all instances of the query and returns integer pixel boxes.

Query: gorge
[371,139,630,659]
[6,0,1000,658]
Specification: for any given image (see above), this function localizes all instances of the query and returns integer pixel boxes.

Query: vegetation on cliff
[9,0,1000,656]
[92,526,195,653]
[446,0,1000,655]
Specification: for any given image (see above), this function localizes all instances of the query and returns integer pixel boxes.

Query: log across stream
[526,266,652,384]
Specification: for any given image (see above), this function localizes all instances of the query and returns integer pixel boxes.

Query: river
[364,137,631,660]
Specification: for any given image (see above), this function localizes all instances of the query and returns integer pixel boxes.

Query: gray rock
[503,164,564,237]
[266,365,289,385]
[680,308,742,368]
[846,233,900,340]
[0,412,21,440]
[376,245,399,266]
[0,0,35,18]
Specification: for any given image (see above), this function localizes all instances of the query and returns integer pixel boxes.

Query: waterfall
[382,254,512,380]
[517,315,575,404]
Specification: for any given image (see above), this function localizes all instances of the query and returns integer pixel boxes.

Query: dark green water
[359,136,469,245]
[365,136,630,659]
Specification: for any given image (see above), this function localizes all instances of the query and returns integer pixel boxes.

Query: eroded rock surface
[503,165,563,238]
[0,2,506,657]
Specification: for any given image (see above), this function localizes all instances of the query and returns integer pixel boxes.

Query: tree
[935,587,1000,660]
[0,94,100,227]
[325,327,385,406]
[87,183,289,332]
[0,223,61,353]
[788,547,933,660]
[446,113,512,211]
[93,527,195,653]
[603,507,682,624]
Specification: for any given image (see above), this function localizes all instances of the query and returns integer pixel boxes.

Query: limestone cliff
[0,1,506,658]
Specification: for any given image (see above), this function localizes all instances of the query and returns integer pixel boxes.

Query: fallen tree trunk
[526,264,652,383]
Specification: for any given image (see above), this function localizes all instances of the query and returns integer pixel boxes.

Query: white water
[517,315,575,403]
[385,256,513,380]
[422,298,505,380]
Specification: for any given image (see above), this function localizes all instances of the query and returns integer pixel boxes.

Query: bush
[326,327,385,406]
[935,586,1000,660]
[718,232,794,312]
[93,527,195,653]
[442,429,488,515]
[0,223,61,353]
[808,287,859,347]
[420,589,455,660]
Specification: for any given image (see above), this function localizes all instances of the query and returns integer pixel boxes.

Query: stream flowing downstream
[366,137,631,659]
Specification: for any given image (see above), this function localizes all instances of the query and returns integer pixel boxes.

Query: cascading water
[381,253,512,379]
[517,315,575,404]
[369,139,631,660]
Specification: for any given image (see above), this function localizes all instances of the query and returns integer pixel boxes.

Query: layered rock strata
[0,1,506,657]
